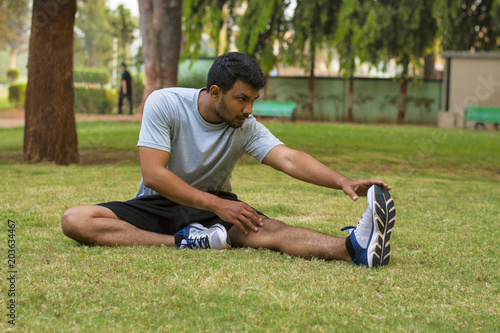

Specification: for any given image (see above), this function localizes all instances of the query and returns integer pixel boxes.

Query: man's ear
[209,85,222,101]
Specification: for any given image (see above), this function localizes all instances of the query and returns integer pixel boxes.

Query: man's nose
[243,102,253,115]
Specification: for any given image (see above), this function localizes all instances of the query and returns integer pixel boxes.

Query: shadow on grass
[0,147,139,165]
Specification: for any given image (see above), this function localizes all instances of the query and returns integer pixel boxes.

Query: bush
[7,69,20,84]
[132,76,144,108]
[74,87,117,114]
[8,83,26,107]
[74,67,111,86]
[178,68,207,88]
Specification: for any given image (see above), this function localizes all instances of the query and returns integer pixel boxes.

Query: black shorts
[97,191,265,235]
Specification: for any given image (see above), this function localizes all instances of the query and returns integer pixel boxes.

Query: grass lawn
[1,121,499,332]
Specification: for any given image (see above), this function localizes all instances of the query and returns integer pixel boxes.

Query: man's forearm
[277,149,351,190]
[143,168,223,213]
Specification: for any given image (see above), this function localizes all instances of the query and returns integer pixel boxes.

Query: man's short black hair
[121,62,127,68]
[206,52,266,93]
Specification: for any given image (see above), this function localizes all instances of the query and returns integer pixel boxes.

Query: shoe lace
[341,209,369,233]
[186,235,210,249]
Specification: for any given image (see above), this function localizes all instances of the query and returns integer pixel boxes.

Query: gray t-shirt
[135,87,283,197]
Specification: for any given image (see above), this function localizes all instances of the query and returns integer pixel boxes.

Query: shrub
[7,69,20,84]
[132,76,144,108]
[74,67,111,87]
[178,68,207,88]
[74,87,116,114]
[8,83,26,107]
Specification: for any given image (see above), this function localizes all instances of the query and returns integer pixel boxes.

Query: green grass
[1,121,499,332]
[0,97,12,110]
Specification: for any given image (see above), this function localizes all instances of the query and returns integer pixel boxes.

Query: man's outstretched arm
[262,145,391,201]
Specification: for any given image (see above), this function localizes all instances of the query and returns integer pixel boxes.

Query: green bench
[465,106,500,129]
[252,101,297,121]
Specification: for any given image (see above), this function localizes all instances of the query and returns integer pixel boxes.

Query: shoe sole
[371,185,396,267]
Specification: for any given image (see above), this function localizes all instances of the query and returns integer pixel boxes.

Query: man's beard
[215,97,248,128]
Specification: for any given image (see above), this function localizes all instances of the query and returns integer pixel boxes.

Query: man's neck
[198,89,221,124]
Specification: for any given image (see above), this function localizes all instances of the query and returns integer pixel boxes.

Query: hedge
[74,87,117,114]
[8,83,26,107]
[74,67,110,86]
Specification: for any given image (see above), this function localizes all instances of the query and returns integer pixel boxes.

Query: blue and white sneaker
[174,223,231,250]
[342,185,395,268]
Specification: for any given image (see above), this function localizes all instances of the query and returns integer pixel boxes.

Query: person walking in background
[118,62,133,115]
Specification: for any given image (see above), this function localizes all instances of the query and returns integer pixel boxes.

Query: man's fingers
[235,220,249,235]
[240,209,262,232]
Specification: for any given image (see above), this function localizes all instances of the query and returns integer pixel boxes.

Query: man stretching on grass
[62,52,395,268]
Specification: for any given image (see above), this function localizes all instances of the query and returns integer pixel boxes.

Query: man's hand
[215,199,263,234]
[341,179,391,201]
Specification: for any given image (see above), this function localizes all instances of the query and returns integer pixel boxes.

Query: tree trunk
[347,76,354,122]
[9,48,18,69]
[24,0,79,165]
[396,79,408,124]
[424,53,436,80]
[138,0,182,115]
[307,47,316,120]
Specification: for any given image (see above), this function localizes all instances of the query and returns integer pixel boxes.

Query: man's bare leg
[228,217,351,261]
[61,205,175,246]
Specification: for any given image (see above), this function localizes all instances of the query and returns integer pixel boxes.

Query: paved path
[0,109,142,128]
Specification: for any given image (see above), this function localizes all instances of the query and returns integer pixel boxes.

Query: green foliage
[182,0,239,60]
[6,68,19,83]
[75,0,113,68]
[235,0,290,73]
[0,0,30,50]
[436,0,500,51]
[132,76,144,109]
[178,68,208,89]
[74,67,111,86]
[286,0,342,72]
[74,87,117,114]
[8,83,26,107]
[373,0,438,79]
[182,0,291,73]
[108,4,138,63]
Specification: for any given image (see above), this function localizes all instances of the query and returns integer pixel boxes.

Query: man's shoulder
[152,87,200,101]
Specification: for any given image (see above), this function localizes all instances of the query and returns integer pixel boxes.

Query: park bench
[465,106,500,129]
[252,101,297,121]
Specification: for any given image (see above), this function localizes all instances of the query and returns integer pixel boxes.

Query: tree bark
[396,79,408,125]
[424,53,436,80]
[138,0,182,115]
[24,0,79,165]
[347,76,354,123]
[307,45,316,120]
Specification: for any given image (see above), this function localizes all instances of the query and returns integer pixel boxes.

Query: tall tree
[182,0,241,58]
[285,0,341,119]
[0,0,30,69]
[138,0,182,114]
[108,4,137,64]
[438,0,500,51]
[235,0,289,73]
[335,0,382,122]
[375,0,438,124]
[182,0,290,72]
[74,0,113,67]
[24,0,79,165]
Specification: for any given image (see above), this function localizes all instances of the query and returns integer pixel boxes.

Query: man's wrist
[336,176,352,190]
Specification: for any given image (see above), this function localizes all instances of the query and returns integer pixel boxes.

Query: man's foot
[342,185,395,268]
[174,223,231,250]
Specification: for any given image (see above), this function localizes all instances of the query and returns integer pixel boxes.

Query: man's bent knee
[228,217,290,249]
[61,205,116,244]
